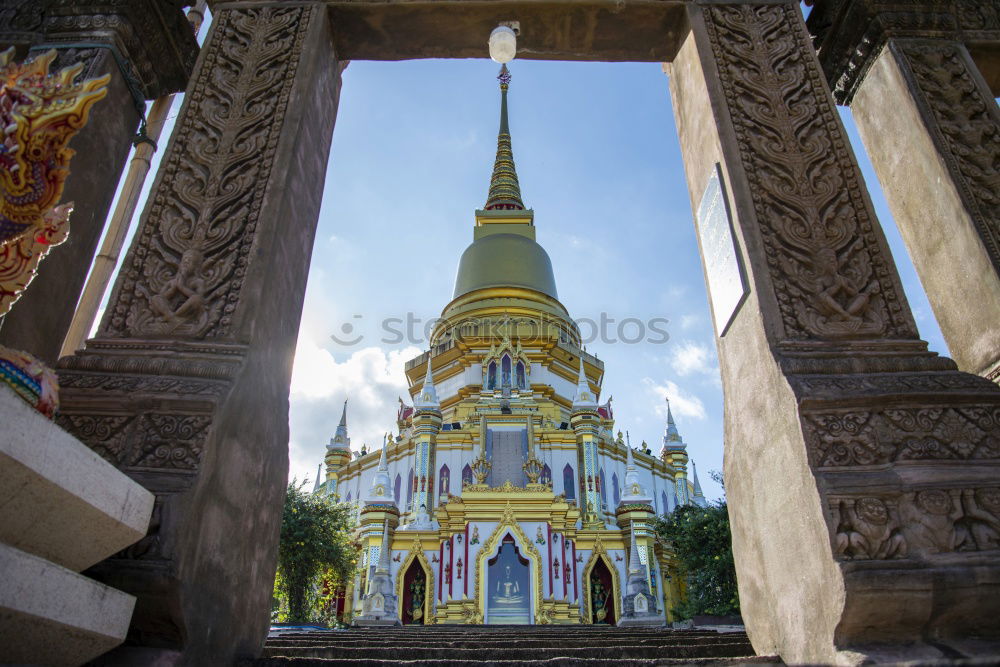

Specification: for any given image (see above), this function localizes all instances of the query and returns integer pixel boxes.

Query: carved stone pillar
[808,1,1000,382]
[668,2,1000,662]
[0,1,198,365]
[55,4,342,663]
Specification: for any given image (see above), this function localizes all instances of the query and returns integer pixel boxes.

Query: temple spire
[414,355,440,410]
[572,357,597,410]
[484,64,525,211]
[328,398,351,450]
[664,398,682,444]
[628,521,643,574]
[376,519,392,573]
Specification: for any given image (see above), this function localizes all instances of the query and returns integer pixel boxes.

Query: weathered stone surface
[807,0,1000,104]
[0,541,136,666]
[669,2,1000,663]
[325,0,688,62]
[57,4,344,663]
[0,0,199,366]
[0,384,153,572]
[851,39,1000,382]
[808,1,1000,383]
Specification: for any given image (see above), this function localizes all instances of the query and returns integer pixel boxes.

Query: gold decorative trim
[396,538,435,625]
[474,502,545,624]
[581,535,622,625]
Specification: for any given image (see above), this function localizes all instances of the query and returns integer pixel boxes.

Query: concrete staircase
[0,385,154,665]
[251,625,780,666]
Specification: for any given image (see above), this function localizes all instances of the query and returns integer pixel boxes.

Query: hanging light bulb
[488,24,517,63]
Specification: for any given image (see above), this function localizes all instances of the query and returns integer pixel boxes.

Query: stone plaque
[697,164,748,336]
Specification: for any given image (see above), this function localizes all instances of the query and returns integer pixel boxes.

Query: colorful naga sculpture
[0,48,109,418]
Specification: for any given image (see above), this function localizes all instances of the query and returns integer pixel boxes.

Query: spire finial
[376,519,392,572]
[414,353,440,409]
[329,397,351,450]
[664,397,682,444]
[484,64,525,211]
[377,433,388,471]
[628,521,642,574]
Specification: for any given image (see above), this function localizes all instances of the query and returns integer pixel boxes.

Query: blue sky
[96,8,948,502]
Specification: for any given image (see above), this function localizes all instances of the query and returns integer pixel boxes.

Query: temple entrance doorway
[588,557,616,625]
[486,535,532,624]
[401,559,427,625]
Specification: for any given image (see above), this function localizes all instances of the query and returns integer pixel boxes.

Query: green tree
[275,479,358,623]
[653,501,740,619]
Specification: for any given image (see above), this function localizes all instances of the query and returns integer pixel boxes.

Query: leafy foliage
[274,479,358,623]
[653,501,740,618]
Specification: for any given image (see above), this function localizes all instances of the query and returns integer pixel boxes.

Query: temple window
[406,468,414,507]
[540,464,551,485]
[612,473,620,506]
[486,361,497,389]
[515,361,526,389]
[394,474,402,505]
[563,464,576,500]
[462,464,473,487]
[439,464,450,495]
[501,354,512,387]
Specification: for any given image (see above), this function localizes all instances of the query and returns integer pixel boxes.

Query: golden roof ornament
[484,64,525,211]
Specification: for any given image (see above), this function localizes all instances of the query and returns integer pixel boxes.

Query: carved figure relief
[702,4,915,341]
[107,6,315,339]
[833,497,906,560]
[831,487,1000,560]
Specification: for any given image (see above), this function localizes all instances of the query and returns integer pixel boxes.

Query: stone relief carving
[40,1,198,98]
[956,1,1000,31]
[702,4,914,341]
[831,487,1000,560]
[106,6,313,339]
[58,412,211,472]
[833,497,906,560]
[898,40,1000,275]
[804,405,1000,467]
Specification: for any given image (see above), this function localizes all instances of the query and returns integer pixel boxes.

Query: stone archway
[44,1,1000,663]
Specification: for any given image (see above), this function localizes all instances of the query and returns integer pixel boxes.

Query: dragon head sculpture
[0,48,109,418]
[0,48,108,246]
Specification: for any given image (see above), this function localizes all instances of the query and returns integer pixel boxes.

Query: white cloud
[641,377,707,421]
[668,340,716,377]
[679,314,700,330]
[287,335,422,485]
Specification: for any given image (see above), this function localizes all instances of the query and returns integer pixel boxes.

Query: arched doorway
[486,535,531,624]
[588,557,616,625]
[401,559,428,625]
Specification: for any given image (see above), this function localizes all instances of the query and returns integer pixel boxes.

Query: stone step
[0,385,153,571]
[250,657,780,667]
[269,632,739,639]
[263,642,755,661]
[267,640,748,648]
[0,542,136,666]
[270,630,732,639]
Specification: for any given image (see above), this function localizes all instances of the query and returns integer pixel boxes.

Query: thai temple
[314,65,707,626]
